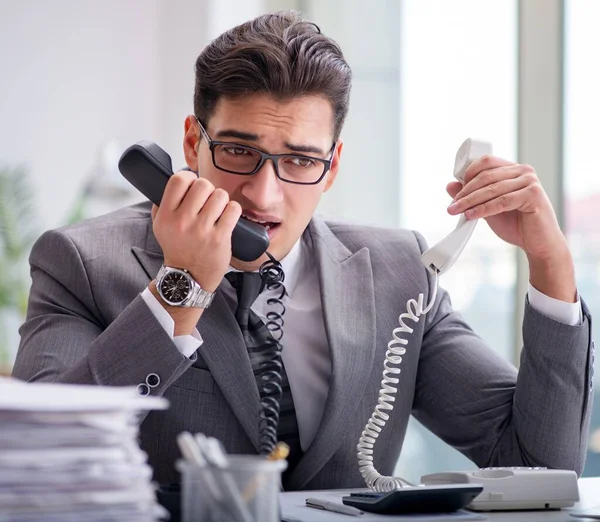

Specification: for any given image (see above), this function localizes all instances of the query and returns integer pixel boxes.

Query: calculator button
[350,493,381,498]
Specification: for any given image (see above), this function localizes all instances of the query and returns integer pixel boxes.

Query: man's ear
[183,115,201,171]
[323,139,343,193]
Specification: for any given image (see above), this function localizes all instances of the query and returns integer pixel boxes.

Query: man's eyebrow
[214,129,325,156]
[284,142,325,155]
[215,129,259,141]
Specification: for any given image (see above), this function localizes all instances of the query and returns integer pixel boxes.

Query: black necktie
[225,271,303,476]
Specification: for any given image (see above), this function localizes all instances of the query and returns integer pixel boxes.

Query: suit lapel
[131,222,262,452]
[286,217,376,490]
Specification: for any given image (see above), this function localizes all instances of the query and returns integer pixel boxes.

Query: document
[0,377,168,522]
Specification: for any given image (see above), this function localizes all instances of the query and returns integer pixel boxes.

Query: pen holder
[177,456,287,522]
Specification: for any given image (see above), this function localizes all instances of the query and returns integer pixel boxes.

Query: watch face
[160,270,192,304]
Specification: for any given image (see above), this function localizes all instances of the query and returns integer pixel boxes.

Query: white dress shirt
[141,235,582,450]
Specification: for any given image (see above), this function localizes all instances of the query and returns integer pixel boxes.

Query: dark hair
[193,10,352,141]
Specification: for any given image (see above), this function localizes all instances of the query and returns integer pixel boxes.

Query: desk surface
[280,477,600,521]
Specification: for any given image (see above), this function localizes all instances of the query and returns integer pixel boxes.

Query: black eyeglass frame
[196,117,336,185]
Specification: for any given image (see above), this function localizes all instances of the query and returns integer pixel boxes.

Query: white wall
[0,0,161,228]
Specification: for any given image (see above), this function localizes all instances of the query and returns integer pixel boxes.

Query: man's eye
[224,146,250,155]
[288,157,316,167]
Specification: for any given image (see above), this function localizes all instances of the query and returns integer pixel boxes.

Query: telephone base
[421,467,579,511]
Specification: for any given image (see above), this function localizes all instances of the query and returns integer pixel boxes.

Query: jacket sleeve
[12,228,195,399]
[411,231,593,475]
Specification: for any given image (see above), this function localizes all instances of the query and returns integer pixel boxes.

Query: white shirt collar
[276,237,303,298]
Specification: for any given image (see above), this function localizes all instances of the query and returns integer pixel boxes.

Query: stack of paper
[0,377,169,522]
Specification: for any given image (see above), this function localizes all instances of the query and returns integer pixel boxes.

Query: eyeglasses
[196,118,335,185]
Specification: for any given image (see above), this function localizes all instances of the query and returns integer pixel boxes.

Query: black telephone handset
[118,140,270,262]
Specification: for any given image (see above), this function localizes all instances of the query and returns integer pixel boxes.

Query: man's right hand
[151,171,241,293]
[147,171,240,337]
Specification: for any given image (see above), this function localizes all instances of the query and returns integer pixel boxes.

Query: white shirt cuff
[141,287,203,358]
[527,283,582,326]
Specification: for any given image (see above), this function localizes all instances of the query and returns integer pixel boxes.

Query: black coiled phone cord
[257,252,286,455]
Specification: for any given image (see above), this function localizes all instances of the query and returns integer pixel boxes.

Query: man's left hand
[446,155,577,303]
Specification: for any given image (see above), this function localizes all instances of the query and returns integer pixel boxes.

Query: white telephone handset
[357,139,492,492]
[420,138,492,275]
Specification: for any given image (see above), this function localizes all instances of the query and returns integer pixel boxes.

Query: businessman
[13,11,593,490]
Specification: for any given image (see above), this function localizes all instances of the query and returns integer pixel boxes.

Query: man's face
[183,93,343,270]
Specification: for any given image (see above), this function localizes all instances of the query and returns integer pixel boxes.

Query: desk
[280,477,600,521]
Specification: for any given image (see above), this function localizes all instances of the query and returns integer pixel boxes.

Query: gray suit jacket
[13,201,594,490]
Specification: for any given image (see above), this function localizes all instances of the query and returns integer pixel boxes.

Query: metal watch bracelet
[156,266,215,309]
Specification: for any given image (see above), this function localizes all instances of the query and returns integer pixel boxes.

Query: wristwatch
[155,265,215,308]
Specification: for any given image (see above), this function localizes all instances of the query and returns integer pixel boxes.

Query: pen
[196,435,255,522]
[306,497,364,517]
[176,432,223,501]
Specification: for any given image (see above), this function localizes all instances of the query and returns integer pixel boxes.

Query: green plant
[0,165,39,369]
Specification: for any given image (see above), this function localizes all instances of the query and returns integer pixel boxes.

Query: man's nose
[240,159,284,210]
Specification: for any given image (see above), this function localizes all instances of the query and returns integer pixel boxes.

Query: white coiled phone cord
[357,269,440,492]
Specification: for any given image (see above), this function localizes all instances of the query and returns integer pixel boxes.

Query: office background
[0,0,597,482]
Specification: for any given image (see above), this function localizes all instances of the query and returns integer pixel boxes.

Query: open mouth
[242,213,281,239]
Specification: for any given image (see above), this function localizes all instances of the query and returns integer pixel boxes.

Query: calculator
[342,484,484,515]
